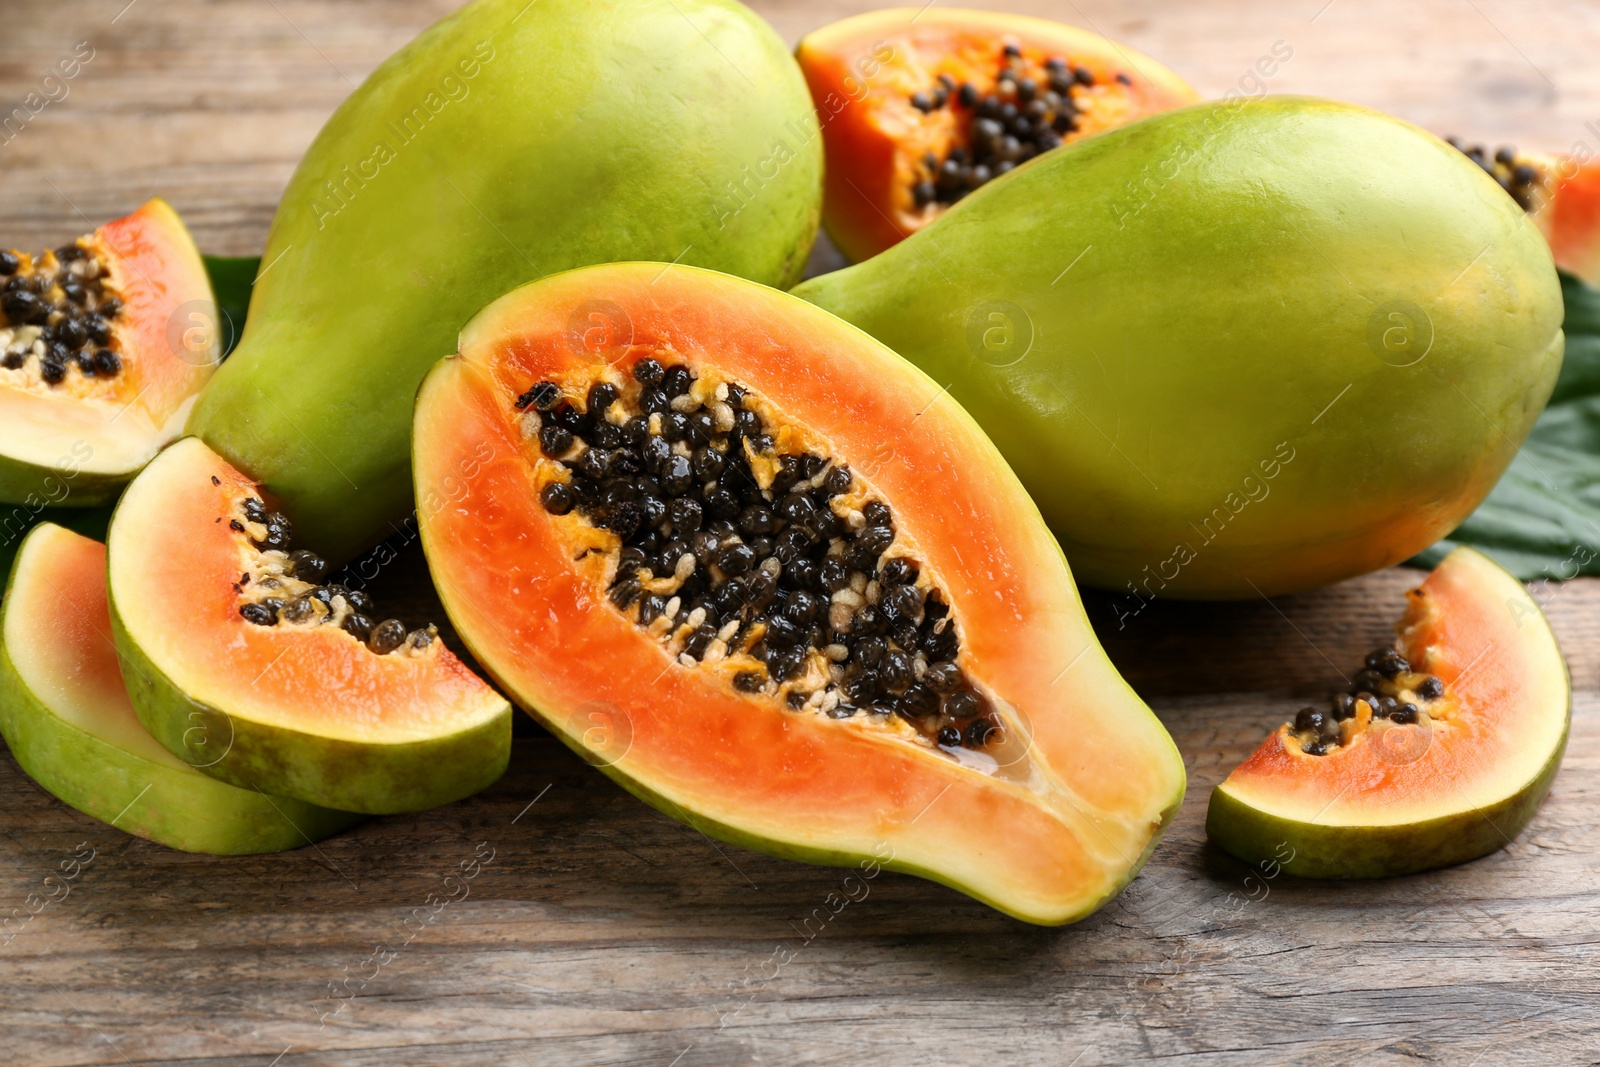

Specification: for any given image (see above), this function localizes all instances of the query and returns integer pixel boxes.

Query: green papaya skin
[795,97,1564,598]
[189,0,822,563]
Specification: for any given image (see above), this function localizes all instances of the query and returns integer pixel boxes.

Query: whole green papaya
[190,0,822,561]
[795,97,1563,600]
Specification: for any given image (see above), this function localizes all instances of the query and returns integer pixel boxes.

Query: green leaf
[1414,271,1600,579]
[202,255,260,358]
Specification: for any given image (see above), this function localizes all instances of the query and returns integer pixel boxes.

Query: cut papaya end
[0,199,220,506]
[796,7,1198,262]
[0,524,362,853]
[1444,138,1600,288]
[105,437,512,814]
[1207,547,1569,879]
[414,261,1185,925]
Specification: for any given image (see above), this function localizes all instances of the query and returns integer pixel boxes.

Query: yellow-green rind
[0,460,127,512]
[1206,734,1566,878]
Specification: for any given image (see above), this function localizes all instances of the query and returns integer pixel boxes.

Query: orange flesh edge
[1537,157,1600,287]
[1219,550,1564,822]
[114,438,503,744]
[797,9,1198,261]
[416,264,1184,917]
[92,199,218,424]
[11,529,131,720]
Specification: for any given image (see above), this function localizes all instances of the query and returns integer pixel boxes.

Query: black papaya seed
[368,619,407,654]
[239,602,277,626]
[289,549,329,582]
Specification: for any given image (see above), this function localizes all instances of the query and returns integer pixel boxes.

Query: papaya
[187,0,823,565]
[1207,547,1568,878]
[0,524,361,853]
[412,261,1186,925]
[106,437,511,814]
[795,7,1197,262]
[1446,138,1600,288]
[794,97,1565,598]
[1,502,112,595]
[1,199,219,507]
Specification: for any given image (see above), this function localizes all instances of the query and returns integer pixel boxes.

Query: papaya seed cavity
[225,491,437,657]
[520,356,1006,755]
[0,240,125,394]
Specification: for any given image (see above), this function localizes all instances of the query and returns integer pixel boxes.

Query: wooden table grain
[4,2,1600,1064]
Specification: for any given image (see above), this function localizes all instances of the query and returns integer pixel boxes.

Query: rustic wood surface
[4,1,1600,1064]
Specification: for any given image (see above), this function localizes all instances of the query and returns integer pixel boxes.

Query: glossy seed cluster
[0,243,124,386]
[910,45,1129,207]
[1446,139,1543,211]
[228,492,435,656]
[521,359,1003,751]
[1291,646,1444,756]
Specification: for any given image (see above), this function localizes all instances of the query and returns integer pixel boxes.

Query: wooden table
[3,2,1599,1064]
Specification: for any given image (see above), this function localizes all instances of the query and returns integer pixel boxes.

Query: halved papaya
[1207,547,1569,878]
[796,8,1198,262]
[1,199,219,506]
[0,524,361,853]
[413,262,1186,925]
[106,437,512,814]
[1447,139,1600,287]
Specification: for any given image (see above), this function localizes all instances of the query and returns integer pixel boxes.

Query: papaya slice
[413,261,1186,925]
[1,199,219,506]
[105,437,512,814]
[796,7,1197,262]
[1207,548,1569,878]
[1447,139,1600,288]
[0,524,361,853]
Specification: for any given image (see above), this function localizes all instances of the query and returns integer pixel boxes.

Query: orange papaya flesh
[796,7,1197,262]
[1449,138,1600,287]
[0,199,219,504]
[106,437,511,813]
[1208,547,1569,878]
[414,261,1186,925]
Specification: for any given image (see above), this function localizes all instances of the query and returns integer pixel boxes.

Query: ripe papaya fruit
[0,525,361,853]
[795,98,1564,598]
[1208,547,1568,877]
[1,199,219,507]
[188,0,823,564]
[413,262,1186,925]
[796,7,1197,261]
